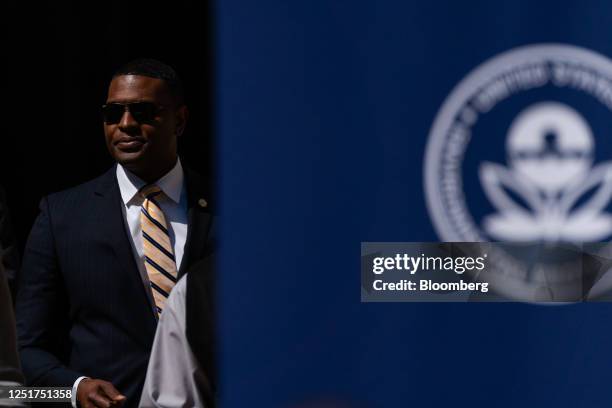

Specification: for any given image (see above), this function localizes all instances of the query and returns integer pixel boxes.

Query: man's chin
[113,151,146,166]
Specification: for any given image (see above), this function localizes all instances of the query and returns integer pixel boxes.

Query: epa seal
[424,44,612,301]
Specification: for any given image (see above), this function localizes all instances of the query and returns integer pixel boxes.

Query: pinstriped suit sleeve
[15,197,83,387]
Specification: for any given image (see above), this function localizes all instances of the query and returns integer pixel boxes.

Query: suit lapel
[94,166,157,330]
[179,169,213,277]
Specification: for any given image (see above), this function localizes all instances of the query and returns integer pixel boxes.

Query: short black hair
[112,58,184,105]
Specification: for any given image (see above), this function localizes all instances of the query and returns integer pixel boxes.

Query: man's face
[104,75,185,176]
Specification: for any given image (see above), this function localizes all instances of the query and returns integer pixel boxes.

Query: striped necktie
[139,184,178,318]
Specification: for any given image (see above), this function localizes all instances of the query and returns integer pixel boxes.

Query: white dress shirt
[71,160,189,408]
[116,159,189,313]
[139,275,208,408]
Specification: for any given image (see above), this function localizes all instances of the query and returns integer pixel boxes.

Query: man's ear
[175,105,189,137]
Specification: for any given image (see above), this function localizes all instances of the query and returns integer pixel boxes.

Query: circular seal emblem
[424,44,612,301]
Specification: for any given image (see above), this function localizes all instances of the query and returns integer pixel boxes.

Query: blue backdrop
[217,1,612,406]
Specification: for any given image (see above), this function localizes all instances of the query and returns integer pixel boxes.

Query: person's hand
[77,378,126,408]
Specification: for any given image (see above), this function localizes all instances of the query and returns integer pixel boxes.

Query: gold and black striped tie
[139,184,178,318]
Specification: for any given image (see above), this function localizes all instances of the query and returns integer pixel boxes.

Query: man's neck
[123,158,178,184]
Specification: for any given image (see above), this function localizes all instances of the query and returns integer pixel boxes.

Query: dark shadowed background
[2,0,214,250]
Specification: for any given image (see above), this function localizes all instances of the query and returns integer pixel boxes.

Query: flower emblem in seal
[424,44,612,301]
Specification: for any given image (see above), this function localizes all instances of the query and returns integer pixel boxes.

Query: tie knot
[139,184,162,199]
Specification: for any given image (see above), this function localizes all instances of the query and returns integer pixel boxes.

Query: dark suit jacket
[15,165,213,407]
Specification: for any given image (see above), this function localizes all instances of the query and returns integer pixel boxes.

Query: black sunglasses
[101,102,165,124]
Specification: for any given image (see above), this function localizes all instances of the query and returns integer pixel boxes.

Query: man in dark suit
[16,59,213,408]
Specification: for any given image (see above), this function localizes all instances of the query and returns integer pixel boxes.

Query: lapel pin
[198,198,208,208]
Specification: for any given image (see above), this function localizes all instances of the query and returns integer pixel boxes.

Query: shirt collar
[116,159,184,205]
